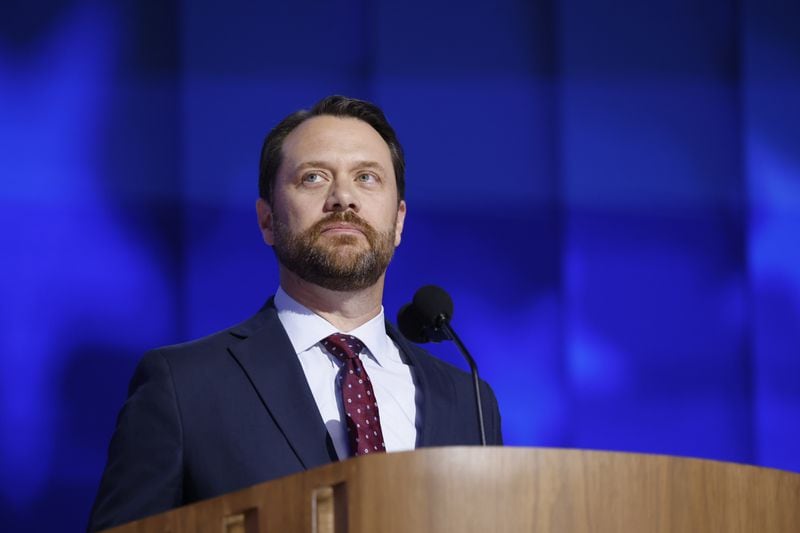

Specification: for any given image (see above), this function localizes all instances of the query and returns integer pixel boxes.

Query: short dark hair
[258,95,405,205]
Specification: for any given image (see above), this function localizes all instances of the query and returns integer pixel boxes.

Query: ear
[394,200,407,247]
[256,198,275,246]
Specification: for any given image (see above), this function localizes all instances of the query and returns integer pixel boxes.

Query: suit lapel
[228,304,336,470]
[386,322,452,447]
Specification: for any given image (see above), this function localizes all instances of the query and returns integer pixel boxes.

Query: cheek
[293,210,321,232]
[277,193,326,227]
[279,207,322,237]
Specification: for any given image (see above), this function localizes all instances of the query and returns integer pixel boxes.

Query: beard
[271,210,398,292]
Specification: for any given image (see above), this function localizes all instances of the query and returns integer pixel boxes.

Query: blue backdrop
[1,1,798,530]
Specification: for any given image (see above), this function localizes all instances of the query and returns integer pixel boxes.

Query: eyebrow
[294,160,387,173]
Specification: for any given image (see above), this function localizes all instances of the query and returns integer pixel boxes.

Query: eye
[302,172,325,184]
[356,173,378,184]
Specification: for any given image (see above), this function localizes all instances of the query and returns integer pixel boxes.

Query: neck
[279,267,385,332]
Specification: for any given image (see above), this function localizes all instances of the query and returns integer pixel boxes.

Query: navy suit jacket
[88,301,502,531]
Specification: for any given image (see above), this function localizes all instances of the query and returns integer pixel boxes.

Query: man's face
[257,115,406,291]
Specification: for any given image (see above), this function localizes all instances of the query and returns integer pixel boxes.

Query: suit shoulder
[152,304,273,357]
[152,327,236,359]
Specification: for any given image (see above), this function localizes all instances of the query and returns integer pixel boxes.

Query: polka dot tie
[321,334,386,457]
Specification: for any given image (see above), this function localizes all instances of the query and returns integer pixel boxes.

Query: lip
[320,224,365,235]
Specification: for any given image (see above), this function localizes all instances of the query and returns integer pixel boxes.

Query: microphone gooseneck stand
[400,284,488,447]
[438,318,487,446]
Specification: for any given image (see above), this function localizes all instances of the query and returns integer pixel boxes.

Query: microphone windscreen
[397,303,429,343]
[412,285,454,326]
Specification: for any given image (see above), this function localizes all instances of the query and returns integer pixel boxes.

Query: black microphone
[396,303,450,344]
[397,285,487,445]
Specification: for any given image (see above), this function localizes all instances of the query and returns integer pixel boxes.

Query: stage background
[1,0,798,530]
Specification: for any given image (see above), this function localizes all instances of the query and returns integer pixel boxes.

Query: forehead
[279,115,394,175]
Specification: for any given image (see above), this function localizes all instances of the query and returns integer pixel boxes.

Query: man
[88,95,502,531]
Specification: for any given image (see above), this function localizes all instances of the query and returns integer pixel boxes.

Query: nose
[324,177,359,213]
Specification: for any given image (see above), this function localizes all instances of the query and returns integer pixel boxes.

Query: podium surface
[105,447,800,533]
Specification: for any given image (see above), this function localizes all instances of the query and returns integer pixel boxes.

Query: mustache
[308,211,376,238]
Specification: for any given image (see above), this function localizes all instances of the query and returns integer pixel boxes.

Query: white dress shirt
[274,287,419,459]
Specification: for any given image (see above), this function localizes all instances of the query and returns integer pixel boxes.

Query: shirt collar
[274,286,395,366]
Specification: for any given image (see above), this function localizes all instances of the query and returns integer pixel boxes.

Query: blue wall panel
[743,0,800,472]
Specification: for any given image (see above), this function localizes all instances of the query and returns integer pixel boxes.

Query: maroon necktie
[321,334,386,456]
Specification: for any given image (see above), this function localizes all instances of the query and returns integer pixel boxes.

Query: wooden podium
[104,447,800,533]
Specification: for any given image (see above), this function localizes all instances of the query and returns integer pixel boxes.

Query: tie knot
[321,334,365,362]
